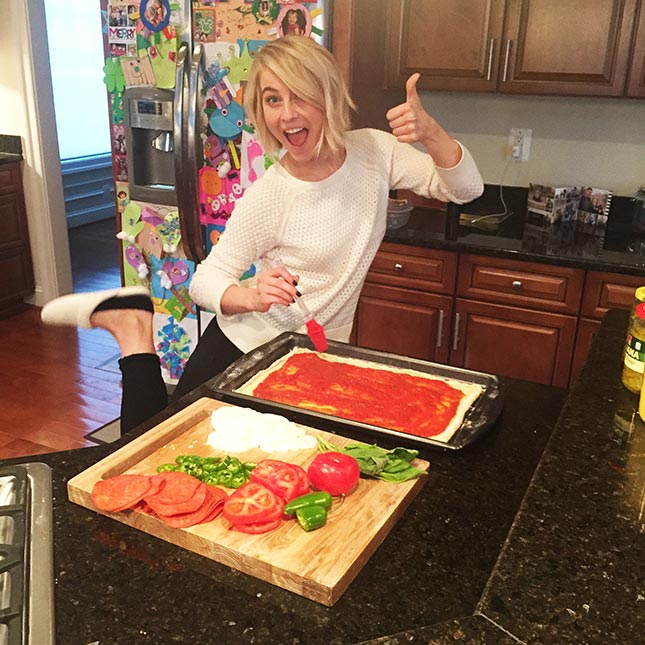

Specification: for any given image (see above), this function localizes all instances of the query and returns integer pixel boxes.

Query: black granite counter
[385,185,645,276]
[0,134,23,164]
[2,310,643,644]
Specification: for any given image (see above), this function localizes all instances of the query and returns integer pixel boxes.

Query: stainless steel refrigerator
[101,0,330,382]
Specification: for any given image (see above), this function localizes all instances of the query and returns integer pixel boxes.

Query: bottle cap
[635,286,645,302]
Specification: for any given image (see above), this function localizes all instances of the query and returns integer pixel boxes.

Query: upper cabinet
[385,0,642,98]
[385,0,507,93]
[627,0,645,96]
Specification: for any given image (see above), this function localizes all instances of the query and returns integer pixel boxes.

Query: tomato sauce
[251,353,466,437]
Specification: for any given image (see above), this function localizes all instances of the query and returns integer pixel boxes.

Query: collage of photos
[522,184,611,257]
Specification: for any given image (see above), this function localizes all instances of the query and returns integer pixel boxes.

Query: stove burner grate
[0,464,54,645]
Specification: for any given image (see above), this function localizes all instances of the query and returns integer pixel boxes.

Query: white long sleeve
[189,128,483,352]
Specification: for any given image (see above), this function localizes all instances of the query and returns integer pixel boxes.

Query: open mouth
[285,127,309,148]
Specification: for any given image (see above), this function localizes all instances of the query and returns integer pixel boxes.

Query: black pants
[118,317,243,433]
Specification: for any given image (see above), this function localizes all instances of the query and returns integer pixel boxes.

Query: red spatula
[294,295,328,352]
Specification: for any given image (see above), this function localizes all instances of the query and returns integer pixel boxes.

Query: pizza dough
[236,348,483,443]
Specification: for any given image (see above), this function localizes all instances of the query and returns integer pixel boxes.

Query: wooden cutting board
[68,397,429,606]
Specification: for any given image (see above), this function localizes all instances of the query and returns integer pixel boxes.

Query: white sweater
[189,128,483,352]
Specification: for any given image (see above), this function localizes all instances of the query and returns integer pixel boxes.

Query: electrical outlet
[508,128,532,161]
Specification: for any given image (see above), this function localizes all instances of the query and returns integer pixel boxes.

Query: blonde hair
[243,36,356,158]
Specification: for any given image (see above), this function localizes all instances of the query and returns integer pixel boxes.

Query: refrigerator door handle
[185,42,206,262]
[174,42,199,261]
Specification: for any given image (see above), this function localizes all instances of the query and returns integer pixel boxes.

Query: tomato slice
[250,460,310,502]
[231,517,282,534]
[250,460,290,482]
[222,482,284,525]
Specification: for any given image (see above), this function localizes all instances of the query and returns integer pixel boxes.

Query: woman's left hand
[386,73,462,168]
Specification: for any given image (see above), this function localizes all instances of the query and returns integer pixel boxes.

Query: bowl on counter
[387,199,414,229]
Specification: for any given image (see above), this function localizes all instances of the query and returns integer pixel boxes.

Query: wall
[0,0,73,305]
[344,0,645,198]
[419,92,644,197]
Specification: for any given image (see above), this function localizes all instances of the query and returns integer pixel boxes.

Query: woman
[42,36,483,432]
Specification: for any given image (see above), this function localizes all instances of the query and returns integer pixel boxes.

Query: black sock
[93,294,153,315]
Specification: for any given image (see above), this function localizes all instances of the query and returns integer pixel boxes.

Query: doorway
[44,0,121,293]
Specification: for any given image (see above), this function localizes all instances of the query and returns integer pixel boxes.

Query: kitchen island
[4,309,644,644]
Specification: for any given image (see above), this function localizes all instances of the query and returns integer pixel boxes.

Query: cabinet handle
[452,313,461,351]
[512,280,522,289]
[486,38,495,81]
[394,263,404,272]
[437,310,444,349]
[502,39,512,82]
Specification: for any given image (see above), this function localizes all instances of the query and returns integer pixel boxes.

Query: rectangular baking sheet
[209,333,504,453]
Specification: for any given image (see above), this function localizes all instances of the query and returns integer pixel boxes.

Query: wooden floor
[0,219,124,460]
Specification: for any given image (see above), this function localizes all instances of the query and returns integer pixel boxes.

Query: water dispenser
[124,87,176,205]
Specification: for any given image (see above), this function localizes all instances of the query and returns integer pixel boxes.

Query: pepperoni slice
[161,488,227,529]
[146,481,209,517]
[146,471,202,504]
[92,472,229,530]
[91,474,152,512]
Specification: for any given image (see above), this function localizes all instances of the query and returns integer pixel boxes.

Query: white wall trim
[19,0,73,306]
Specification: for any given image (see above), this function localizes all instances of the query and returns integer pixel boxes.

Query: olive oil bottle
[622,302,645,392]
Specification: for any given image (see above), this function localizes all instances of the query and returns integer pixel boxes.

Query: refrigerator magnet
[277,4,311,38]
[139,0,171,33]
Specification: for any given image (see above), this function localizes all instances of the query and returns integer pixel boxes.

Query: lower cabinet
[568,270,645,384]
[0,163,34,316]
[570,318,603,386]
[354,242,644,388]
[450,298,577,388]
[357,283,452,363]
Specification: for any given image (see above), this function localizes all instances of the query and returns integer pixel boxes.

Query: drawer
[456,254,585,314]
[365,242,457,294]
[580,271,645,319]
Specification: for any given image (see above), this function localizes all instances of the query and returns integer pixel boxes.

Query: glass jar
[621,302,645,392]
[628,186,645,253]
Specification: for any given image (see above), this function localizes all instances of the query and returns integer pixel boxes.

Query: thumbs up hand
[385,73,462,167]
[386,73,438,145]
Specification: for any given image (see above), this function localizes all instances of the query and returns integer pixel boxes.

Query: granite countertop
[385,186,645,275]
[1,310,642,643]
[0,134,22,164]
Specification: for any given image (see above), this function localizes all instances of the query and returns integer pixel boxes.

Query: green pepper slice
[296,505,327,532]
[283,491,333,516]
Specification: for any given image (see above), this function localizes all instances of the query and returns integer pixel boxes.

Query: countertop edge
[361,308,642,644]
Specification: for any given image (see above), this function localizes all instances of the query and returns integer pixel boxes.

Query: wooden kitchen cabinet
[385,0,506,93]
[450,297,577,387]
[354,243,457,362]
[386,0,639,97]
[355,243,644,388]
[500,0,638,96]
[456,253,585,315]
[452,254,583,387]
[569,270,644,384]
[357,284,453,363]
[0,162,34,317]
[570,317,602,386]
[580,270,644,319]
[627,0,645,97]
